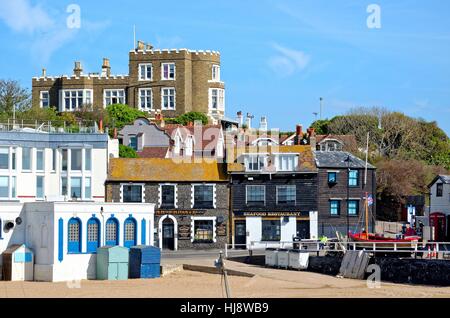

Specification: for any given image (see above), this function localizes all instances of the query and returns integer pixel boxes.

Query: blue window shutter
[141,219,147,245]
[58,218,64,262]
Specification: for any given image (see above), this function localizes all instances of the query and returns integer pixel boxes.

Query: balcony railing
[0,119,100,134]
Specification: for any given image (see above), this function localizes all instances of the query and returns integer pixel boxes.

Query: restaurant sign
[178,224,191,240]
[156,209,206,216]
[233,211,307,217]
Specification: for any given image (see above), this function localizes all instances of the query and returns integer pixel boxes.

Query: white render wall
[0,201,155,282]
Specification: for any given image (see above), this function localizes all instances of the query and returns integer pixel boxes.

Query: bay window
[70,177,82,199]
[71,149,82,171]
[22,147,31,170]
[36,176,44,199]
[0,148,8,169]
[0,176,8,198]
[209,88,225,110]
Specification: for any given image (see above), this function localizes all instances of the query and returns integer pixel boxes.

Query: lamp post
[344,155,352,236]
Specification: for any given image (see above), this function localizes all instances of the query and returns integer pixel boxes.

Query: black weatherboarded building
[314,151,376,237]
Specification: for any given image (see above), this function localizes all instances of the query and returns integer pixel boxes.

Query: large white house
[0,126,118,202]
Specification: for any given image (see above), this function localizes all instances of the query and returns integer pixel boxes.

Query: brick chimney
[73,61,83,76]
[137,40,145,50]
[296,124,303,145]
[236,111,243,126]
[307,127,316,149]
[101,58,111,77]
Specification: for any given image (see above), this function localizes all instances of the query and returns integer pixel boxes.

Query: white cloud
[0,0,53,33]
[268,43,311,76]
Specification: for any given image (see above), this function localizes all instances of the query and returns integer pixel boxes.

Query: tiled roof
[316,134,358,151]
[108,158,228,182]
[137,147,169,158]
[314,151,376,169]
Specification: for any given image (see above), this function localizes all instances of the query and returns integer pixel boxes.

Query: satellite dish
[15,217,23,225]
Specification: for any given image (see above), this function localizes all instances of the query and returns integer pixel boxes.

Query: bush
[106,104,147,130]
[119,144,138,158]
[175,112,208,126]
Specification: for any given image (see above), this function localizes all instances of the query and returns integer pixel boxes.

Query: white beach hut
[1,244,34,281]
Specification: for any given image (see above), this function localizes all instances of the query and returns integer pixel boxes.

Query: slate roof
[108,158,228,182]
[314,151,376,169]
[137,147,169,158]
[428,175,450,188]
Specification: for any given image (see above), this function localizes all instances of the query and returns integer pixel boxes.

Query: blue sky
[0,0,449,134]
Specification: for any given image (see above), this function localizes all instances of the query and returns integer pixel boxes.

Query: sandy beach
[1,260,450,298]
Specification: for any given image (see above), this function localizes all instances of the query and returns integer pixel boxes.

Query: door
[234,220,246,248]
[162,218,175,250]
[108,263,118,280]
[430,213,446,241]
[296,220,310,239]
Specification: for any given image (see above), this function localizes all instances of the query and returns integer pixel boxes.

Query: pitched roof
[108,158,228,182]
[428,175,450,188]
[314,151,376,169]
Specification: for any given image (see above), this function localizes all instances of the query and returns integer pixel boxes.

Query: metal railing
[224,240,450,259]
[0,119,99,134]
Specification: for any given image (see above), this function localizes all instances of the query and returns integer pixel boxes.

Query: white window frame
[161,63,176,80]
[36,175,45,200]
[161,87,176,110]
[245,185,266,205]
[244,154,267,172]
[209,88,225,111]
[138,63,153,81]
[158,183,178,208]
[191,216,217,243]
[40,91,50,108]
[274,153,299,172]
[191,184,216,209]
[36,149,45,172]
[211,65,221,82]
[59,89,93,112]
[0,175,13,200]
[276,185,296,205]
[103,89,126,107]
[120,183,145,203]
[138,88,153,111]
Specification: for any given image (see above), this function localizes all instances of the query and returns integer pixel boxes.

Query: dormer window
[245,155,266,171]
[276,154,298,171]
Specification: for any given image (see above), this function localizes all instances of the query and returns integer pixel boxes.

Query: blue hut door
[106,218,119,246]
[87,218,100,253]
[124,218,137,248]
[68,218,81,253]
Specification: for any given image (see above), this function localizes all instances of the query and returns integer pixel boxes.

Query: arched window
[87,217,101,253]
[68,218,82,253]
[124,217,137,248]
[105,217,119,246]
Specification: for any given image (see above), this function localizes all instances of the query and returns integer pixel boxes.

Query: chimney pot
[42,68,47,77]
[102,58,111,77]
[73,61,83,76]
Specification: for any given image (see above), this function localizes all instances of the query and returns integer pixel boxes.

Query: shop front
[232,211,318,249]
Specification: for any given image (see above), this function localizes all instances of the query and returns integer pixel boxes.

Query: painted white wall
[246,217,262,249]
[309,211,318,239]
[280,217,297,242]
[1,201,155,282]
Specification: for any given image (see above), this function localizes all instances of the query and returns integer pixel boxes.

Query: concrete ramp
[338,251,370,279]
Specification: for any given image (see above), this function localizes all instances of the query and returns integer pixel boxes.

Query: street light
[344,154,353,236]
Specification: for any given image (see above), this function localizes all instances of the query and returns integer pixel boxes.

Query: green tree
[119,144,138,158]
[175,112,209,125]
[0,79,31,113]
[106,104,147,130]
[310,119,331,135]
